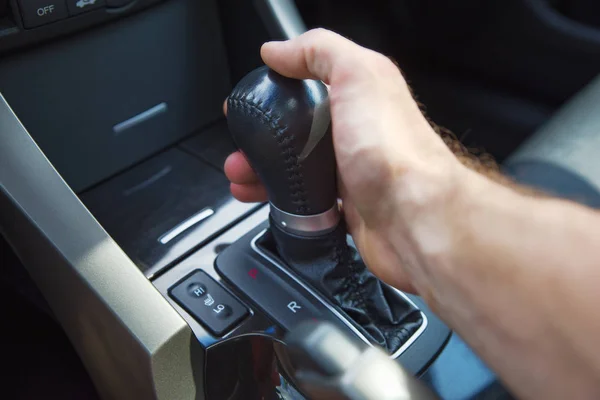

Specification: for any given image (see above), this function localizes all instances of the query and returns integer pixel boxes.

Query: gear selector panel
[215,239,327,332]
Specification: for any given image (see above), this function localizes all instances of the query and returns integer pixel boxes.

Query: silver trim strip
[254,0,307,40]
[0,93,200,399]
[113,102,168,135]
[270,203,340,236]
[250,229,428,359]
[298,80,331,161]
[159,208,215,244]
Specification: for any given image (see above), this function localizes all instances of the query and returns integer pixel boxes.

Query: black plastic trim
[215,221,451,375]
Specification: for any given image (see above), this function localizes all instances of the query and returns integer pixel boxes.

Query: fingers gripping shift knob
[227,66,340,236]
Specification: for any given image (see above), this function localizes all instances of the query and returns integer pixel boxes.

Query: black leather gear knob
[227,66,424,356]
[227,66,339,235]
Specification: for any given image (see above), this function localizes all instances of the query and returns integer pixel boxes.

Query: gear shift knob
[226,67,425,356]
[227,66,340,236]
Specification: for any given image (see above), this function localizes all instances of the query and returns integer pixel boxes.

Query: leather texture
[259,217,424,354]
[227,65,337,215]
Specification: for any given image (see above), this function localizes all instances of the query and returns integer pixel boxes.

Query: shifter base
[214,220,450,374]
[259,220,423,356]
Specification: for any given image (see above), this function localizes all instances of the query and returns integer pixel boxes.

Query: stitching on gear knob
[227,65,337,217]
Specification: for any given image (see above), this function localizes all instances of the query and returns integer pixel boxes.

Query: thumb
[260,28,380,84]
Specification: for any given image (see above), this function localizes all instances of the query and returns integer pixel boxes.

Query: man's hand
[223,28,466,293]
[223,29,600,400]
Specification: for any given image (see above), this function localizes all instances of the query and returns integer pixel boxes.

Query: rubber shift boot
[257,217,423,354]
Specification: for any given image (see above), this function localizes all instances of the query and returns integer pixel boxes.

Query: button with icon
[18,0,68,28]
[187,282,207,299]
[66,0,105,15]
[213,304,233,319]
[169,270,249,336]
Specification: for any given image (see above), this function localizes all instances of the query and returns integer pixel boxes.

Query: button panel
[215,253,329,332]
[19,0,68,28]
[169,270,249,336]
[66,0,106,15]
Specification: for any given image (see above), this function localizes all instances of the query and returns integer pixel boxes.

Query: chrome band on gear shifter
[269,203,340,236]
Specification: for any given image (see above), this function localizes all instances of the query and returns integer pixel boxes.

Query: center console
[143,64,452,390]
[0,0,166,53]
[0,0,481,399]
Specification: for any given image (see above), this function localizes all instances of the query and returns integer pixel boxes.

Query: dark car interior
[1,0,600,398]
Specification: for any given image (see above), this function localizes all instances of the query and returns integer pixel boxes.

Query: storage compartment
[0,0,230,192]
[80,147,260,277]
[181,119,237,172]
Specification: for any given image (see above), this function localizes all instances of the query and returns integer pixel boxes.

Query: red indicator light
[248,268,258,279]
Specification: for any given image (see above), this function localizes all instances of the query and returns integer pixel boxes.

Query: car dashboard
[6,0,599,398]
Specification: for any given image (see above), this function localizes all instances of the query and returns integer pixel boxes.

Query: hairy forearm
[395,169,600,399]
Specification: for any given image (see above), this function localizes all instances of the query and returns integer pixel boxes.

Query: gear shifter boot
[258,218,423,353]
[227,66,423,354]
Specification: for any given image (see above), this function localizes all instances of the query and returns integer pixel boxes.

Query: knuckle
[304,27,335,40]
[300,28,404,87]
[301,28,343,79]
[306,27,327,36]
[332,52,401,88]
[302,28,335,57]
[304,41,318,69]
[367,53,401,77]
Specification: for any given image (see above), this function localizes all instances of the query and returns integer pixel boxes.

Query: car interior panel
[1,0,599,398]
